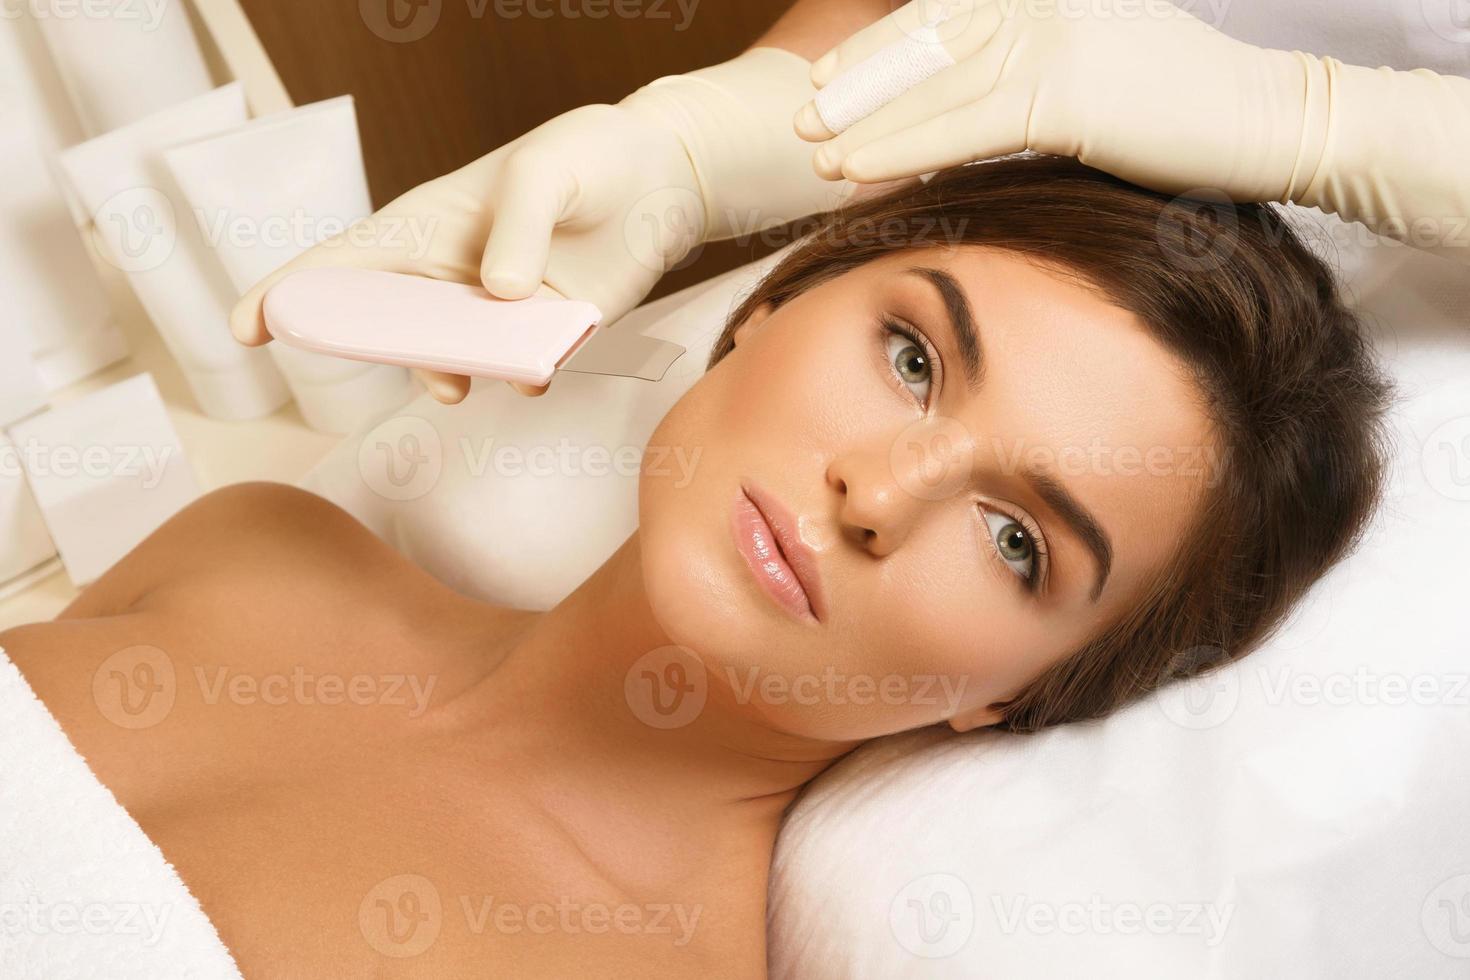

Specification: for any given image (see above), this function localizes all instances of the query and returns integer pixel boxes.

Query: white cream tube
[32,0,214,137]
[58,83,290,421]
[164,96,416,434]
[0,100,128,393]
[0,3,84,153]
[0,11,127,391]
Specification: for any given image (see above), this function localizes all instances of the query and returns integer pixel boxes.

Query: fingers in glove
[811,36,1013,179]
[480,150,577,300]
[414,369,472,405]
[841,86,1033,183]
[809,0,997,90]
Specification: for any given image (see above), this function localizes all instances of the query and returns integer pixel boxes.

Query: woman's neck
[449,534,859,888]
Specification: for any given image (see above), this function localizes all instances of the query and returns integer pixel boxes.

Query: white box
[9,373,200,585]
[0,323,47,428]
[0,434,58,588]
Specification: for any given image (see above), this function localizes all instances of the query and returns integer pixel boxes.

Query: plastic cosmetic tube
[33,0,214,137]
[0,11,127,390]
[164,96,415,433]
[0,101,127,394]
[58,83,290,420]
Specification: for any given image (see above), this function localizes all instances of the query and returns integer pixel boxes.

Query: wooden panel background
[237,0,797,299]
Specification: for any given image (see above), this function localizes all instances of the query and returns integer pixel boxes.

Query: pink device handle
[262,268,604,387]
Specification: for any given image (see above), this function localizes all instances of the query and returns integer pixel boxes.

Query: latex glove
[230,47,853,403]
[794,0,1470,265]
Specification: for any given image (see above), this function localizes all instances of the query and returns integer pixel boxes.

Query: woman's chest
[7,605,747,976]
[136,759,692,978]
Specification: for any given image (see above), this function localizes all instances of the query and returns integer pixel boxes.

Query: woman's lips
[730,481,827,624]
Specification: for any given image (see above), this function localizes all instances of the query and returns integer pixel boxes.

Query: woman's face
[638,246,1218,742]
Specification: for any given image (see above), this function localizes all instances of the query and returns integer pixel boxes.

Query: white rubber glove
[231,47,853,403]
[794,0,1470,265]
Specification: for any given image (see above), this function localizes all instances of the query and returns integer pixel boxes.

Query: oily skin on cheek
[638,247,1216,742]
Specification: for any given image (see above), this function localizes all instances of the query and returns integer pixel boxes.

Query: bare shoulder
[55,481,413,620]
[0,481,486,811]
[0,481,469,724]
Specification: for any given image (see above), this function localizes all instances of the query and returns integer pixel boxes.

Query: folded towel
[0,647,242,978]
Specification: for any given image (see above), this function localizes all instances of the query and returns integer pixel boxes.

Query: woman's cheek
[736,308,890,435]
[851,532,991,695]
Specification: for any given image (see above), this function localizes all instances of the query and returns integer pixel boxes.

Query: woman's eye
[884,329,932,404]
[981,507,1035,581]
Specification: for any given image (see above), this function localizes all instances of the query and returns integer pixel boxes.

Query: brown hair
[707,154,1394,733]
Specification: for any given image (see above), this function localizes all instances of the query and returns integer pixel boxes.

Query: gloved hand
[230,47,854,403]
[793,0,1470,265]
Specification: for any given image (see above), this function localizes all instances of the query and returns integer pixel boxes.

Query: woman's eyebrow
[1026,469,1114,603]
[903,266,984,392]
[903,265,1112,601]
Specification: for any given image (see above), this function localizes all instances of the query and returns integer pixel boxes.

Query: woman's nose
[825,449,925,557]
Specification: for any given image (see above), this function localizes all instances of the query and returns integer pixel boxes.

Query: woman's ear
[948,703,1005,734]
[731,301,776,349]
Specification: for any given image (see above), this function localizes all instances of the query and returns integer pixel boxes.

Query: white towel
[0,647,242,978]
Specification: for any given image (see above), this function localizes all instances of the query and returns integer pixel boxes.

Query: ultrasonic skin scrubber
[263,268,686,387]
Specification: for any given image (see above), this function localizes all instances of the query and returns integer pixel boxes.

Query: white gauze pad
[813,23,959,135]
